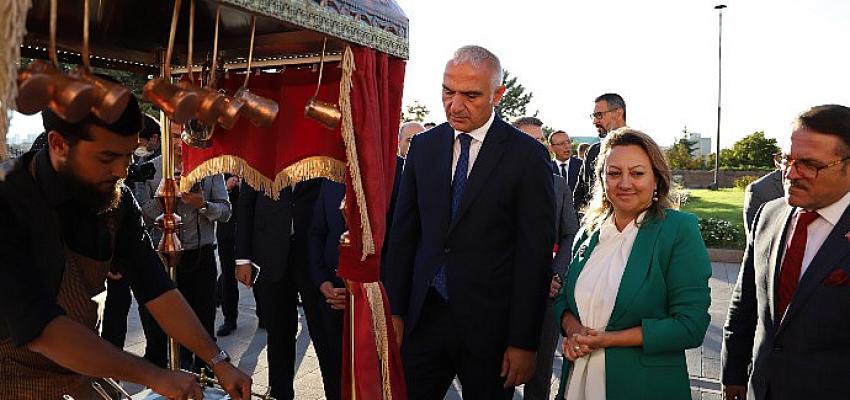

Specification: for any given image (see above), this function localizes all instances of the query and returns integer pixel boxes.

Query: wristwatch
[199,201,209,214]
[210,350,231,367]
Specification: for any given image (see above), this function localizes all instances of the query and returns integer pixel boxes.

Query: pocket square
[824,268,850,287]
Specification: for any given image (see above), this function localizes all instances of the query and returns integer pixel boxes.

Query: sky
[393,0,850,148]
[8,0,850,149]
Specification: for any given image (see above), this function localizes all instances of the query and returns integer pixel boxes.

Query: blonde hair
[581,128,673,233]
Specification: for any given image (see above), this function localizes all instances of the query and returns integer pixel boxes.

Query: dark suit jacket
[743,170,784,237]
[552,175,578,276]
[385,116,556,351]
[380,156,405,281]
[235,179,321,283]
[573,142,600,210]
[552,157,582,193]
[307,179,347,288]
[722,199,850,400]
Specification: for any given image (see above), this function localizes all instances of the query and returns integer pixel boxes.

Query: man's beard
[57,162,123,215]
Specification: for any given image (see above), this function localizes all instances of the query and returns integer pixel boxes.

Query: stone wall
[670,170,771,189]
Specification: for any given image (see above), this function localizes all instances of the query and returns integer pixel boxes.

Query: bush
[699,217,745,249]
[733,175,761,190]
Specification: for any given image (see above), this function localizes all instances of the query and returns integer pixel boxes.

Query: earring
[652,189,659,202]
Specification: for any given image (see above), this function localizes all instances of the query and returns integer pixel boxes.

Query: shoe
[216,322,237,337]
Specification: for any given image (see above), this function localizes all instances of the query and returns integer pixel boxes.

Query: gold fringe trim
[364,282,393,400]
[339,45,375,261]
[179,154,345,200]
[0,0,31,161]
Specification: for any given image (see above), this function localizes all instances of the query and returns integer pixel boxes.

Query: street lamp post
[711,4,727,190]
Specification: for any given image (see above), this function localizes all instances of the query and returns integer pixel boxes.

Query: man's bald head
[399,122,425,158]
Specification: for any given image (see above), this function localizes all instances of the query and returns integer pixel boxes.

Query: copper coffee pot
[27,60,97,123]
[15,63,52,115]
[235,87,278,128]
[144,78,200,124]
[304,97,341,130]
[71,68,132,124]
[233,16,279,129]
[304,38,341,130]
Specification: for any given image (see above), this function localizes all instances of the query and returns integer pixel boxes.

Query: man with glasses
[573,93,626,211]
[549,130,581,193]
[722,104,850,400]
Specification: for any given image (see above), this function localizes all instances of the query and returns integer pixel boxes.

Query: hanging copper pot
[144,78,199,124]
[215,95,245,130]
[15,64,52,115]
[304,96,341,131]
[26,60,98,123]
[191,86,226,125]
[234,87,279,128]
[70,67,132,124]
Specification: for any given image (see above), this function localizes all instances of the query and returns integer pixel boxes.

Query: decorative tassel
[364,282,393,400]
[338,45,376,260]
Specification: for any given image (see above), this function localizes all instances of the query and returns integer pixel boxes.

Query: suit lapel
[434,127,455,231]
[778,203,850,333]
[448,119,509,233]
[768,205,794,326]
[608,217,663,325]
[565,230,601,318]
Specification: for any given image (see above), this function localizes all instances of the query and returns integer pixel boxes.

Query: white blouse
[565,212,645,400]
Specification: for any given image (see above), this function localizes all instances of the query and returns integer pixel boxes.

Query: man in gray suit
[743,169,783,237]
[722,105,850,400]
[514,119,579,400]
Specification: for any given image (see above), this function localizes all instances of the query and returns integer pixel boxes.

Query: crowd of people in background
[2,43,849,400]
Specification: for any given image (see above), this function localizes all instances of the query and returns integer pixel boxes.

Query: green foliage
[698,217,745,249]
[721,131,779,169]
[495,70,536,121]
[402,101,430,123]
[666,136,703,170]
[681,188,746,249]
[733,175,761,190]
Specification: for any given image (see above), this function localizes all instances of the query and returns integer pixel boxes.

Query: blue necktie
[433,133,473,300]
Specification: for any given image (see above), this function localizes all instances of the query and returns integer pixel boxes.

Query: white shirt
[555,158,571,179]
[566,212,645,400]
[451,110,495,182]
[783,190,850,279]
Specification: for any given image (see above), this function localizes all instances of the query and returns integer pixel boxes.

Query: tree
[402,101,429,123]
[723,131,779,169]
[495,70,537,121]
[665,136,700,169]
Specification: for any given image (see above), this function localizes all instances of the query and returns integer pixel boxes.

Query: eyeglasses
[773,153,850,179]
[550,140,570,147]
[590,108,620,120]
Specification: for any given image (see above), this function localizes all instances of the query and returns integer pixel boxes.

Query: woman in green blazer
[554,128,711,400]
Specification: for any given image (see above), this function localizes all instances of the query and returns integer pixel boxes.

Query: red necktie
[777,210,819,319]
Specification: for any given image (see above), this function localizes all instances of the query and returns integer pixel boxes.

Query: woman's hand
[575,329,612,351]
[563,333,593,361]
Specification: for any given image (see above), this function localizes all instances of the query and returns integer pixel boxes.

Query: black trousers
[139,244,218,370]
[101,276,132,349]
[259,238,342,400]
[402,290,514,400]
[217,234,239,325]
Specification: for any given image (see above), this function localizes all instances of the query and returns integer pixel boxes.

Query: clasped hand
[562,330,609,361]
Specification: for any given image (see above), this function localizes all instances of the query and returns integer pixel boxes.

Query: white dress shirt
[555,158,571,180]
[783,190,850,279]
[451,110,495,182]
[566,211,645,400]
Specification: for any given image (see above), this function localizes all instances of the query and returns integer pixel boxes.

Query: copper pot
[15,65,51,115]
[214,95,245,130]
[304,96,341,131]
[143,78,200,124]
[191,87,226,125]
[71,67,132,124]
[234,87,278,128]
[22,60,97,123]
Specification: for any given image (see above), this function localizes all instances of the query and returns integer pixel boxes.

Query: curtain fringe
[364,282,393,400]
[180,155,345,200]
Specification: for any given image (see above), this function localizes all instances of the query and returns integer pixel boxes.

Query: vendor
[0,95,252,400]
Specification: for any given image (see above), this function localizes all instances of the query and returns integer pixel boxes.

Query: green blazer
[553,209,711,399]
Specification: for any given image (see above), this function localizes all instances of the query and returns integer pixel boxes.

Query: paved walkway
[121,262,741,399]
